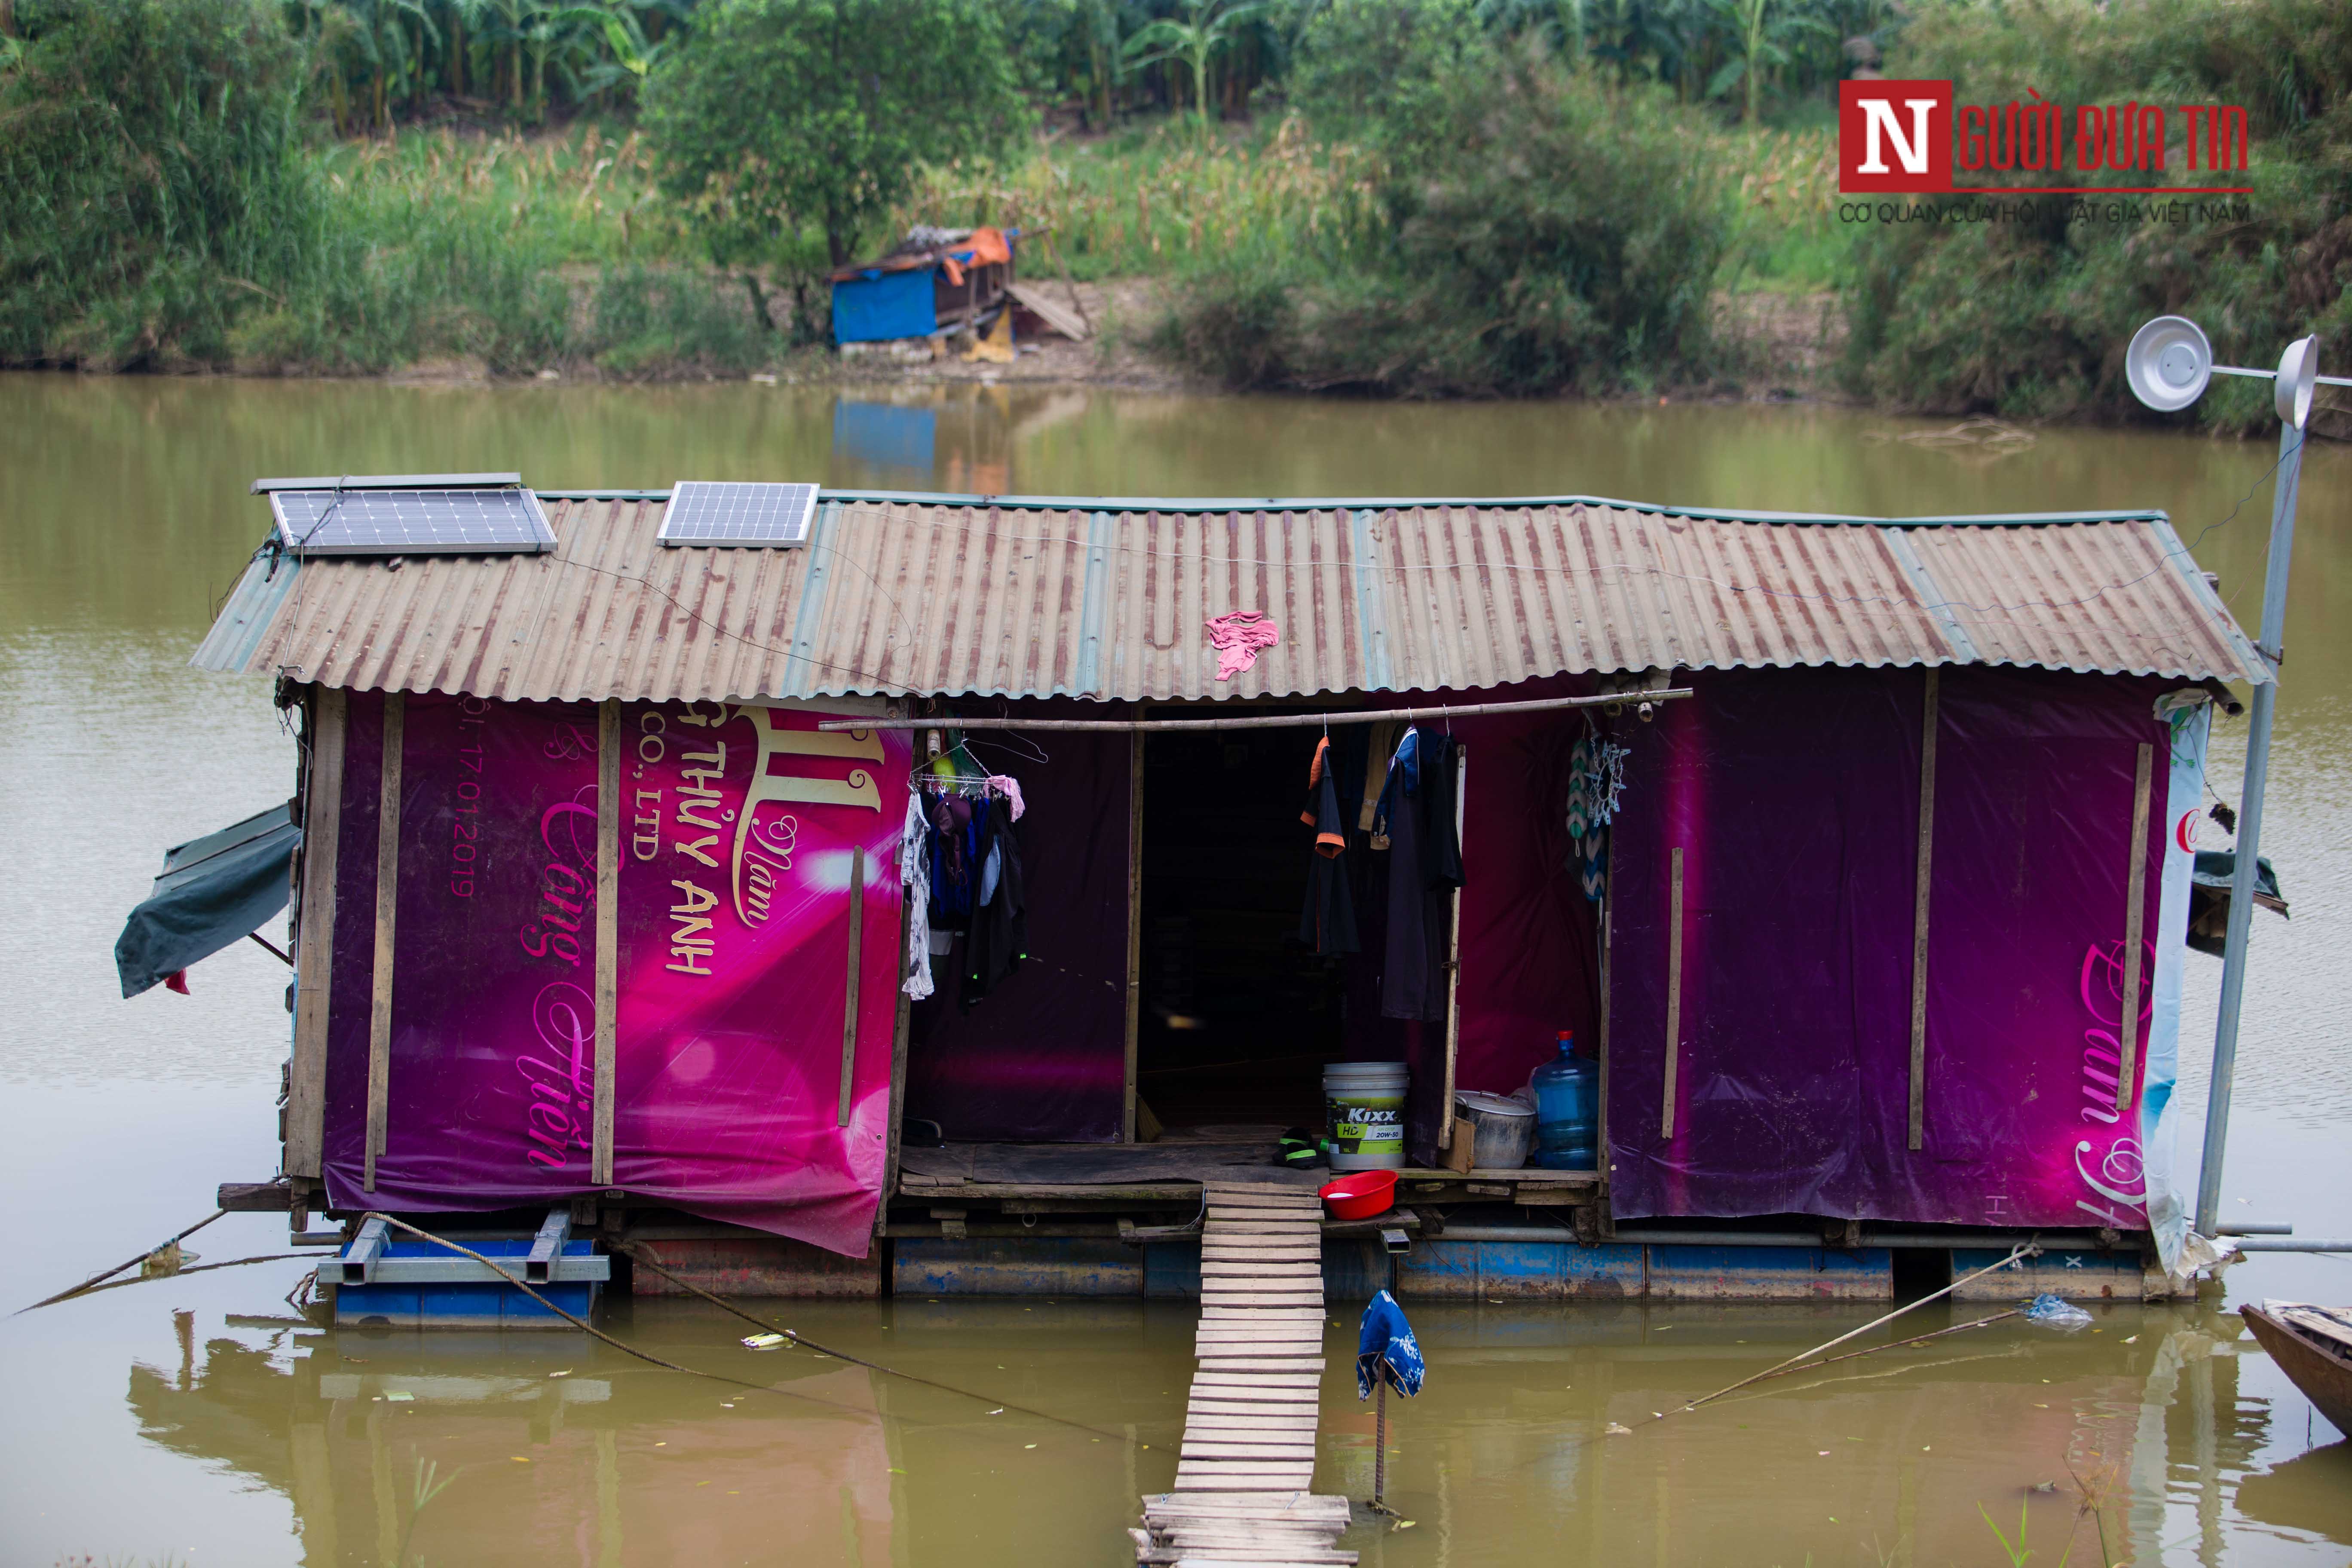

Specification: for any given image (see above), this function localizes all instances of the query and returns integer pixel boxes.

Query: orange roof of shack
[190,490,2269,705]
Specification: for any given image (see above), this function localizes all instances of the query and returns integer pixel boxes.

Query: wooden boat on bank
[2242,1301,2352,1439]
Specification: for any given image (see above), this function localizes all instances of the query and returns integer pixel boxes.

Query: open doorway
[1134,725,1351,1136]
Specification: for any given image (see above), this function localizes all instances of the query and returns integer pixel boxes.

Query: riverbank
[338,276,1850,413]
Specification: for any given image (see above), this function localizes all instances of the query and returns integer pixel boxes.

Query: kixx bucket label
[1328,1099,1403,1152]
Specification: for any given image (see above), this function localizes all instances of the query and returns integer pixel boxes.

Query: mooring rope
[352,1214,959,1424]
[1670,1242,2038,1416]
[619,1243,1137,1443]
[16,1209,232,1313]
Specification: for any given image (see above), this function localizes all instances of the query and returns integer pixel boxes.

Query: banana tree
[1705,0,1831,124]
[1122,0,1266,140]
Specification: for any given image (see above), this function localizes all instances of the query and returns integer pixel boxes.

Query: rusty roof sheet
[190,492,2267,701]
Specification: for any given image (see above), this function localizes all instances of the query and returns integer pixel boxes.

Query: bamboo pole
[818,689,1691,735]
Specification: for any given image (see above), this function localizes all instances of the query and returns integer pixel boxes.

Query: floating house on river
[175,477,2267,1316]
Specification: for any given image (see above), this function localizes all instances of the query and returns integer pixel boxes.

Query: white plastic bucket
[1324,1061,1409,1170]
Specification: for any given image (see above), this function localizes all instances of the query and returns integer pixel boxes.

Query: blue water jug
[1529,1031,1597,1170]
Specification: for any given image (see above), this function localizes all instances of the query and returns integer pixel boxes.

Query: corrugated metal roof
[191,492,2269,701]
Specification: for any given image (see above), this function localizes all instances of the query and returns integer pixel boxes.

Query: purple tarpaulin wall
[1604,666,2177,1228]
[903,726,1131,1142]
[320,692,910,1256]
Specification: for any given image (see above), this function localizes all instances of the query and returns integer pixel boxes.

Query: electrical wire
[353,1214,1026,1431]
[619,1244,1137,1443]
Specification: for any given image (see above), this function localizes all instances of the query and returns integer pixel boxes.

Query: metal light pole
[2123,317,2336,1236]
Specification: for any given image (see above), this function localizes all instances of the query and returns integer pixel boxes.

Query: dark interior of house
[1135,726,1353,1136]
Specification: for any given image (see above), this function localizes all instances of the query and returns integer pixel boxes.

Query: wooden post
[288,687,346,1181]
[1438,744,1467,1152]
[363,692,404,1192]
[1908,670,1940,1152]
[1597,878,1612,1195]
[1660,847,1684,1141]
[2114,742,2156,1112]
[1373,1379,1387,1509]
[879,974,912,1235]
[879,699,913,1234]
[592,699,620,1188]
[1123,727,1145,1143]
[839,846,866,1127]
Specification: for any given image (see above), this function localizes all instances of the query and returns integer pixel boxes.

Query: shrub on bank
[1158,10,1731,396]
[0,0,315,368]
[642,0,1030,344]
[1842,0,2352,431]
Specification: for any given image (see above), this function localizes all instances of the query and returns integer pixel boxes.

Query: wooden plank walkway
[1133,1181,1356,1566]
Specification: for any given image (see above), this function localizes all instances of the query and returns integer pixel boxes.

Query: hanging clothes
[928,793,981,928]
[1422,731,1463,891]
[899,793,935,1000]
[1373,728,1453,1020]
[1297,736,1360,955]
[962,795,1028,1008]
[1356,720,1398,833]
[1565,728,1623,902]
[985,774,1026,821]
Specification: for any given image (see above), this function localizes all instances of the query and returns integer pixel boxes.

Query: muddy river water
[2,373,2348,1565]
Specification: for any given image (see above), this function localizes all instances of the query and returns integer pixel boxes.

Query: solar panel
[657,481,821,548]
[268,487,555,557]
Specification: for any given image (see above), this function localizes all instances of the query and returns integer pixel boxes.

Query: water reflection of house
[128,1321,897,1563]
[186,486,2268,1307]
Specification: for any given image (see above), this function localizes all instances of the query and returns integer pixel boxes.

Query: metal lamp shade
[2275,336,2318,430]
[2125,316,2214,413]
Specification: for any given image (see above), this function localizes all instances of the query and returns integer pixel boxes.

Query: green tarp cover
[115,804,300,998]
[2191,849,2284,904]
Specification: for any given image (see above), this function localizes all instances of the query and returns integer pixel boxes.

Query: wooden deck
[1133,1182,1356,1566]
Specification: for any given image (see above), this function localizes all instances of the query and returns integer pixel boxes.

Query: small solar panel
[657,481,821,548]
[269,487,555,557]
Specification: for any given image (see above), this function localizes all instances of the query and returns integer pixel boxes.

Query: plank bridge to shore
[1132,1180,1356,1566]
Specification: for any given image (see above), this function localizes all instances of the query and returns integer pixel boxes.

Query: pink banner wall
[320,692,910,1255]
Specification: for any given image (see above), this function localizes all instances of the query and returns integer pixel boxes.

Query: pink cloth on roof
[1206,611,1281,681]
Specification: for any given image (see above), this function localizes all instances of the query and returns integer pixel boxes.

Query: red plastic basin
[1318,1169,1398,1222]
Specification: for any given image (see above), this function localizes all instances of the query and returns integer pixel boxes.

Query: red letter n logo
[1840,80,1954,193]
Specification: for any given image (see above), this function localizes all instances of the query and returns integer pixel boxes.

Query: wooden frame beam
[363,692,404,1191]
[1124,728,1145,1143]
[1438,744,1467,1152]
[2114,741,2156,1111]
[287,687,346,1181]
[592,699,620,1188]
[1660,846,1684,1141]
[1908,669,1941,1152]
[1597,866,1613,1205]
[839,846,866,1127]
